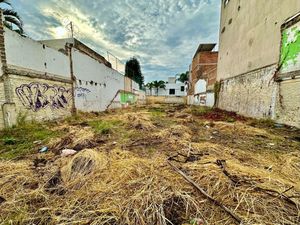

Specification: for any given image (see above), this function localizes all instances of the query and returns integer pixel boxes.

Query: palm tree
[145,82,154,95]
[152,80,166,96]
[0,0,23,34]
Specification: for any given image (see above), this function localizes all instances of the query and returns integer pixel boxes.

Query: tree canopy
[146,80,166,95]
[125,57,144,89]
[176,71,189,83]
[0,0,23,34]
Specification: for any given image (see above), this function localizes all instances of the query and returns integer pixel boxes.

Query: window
[169,89,175,95]
[181,86,184,92]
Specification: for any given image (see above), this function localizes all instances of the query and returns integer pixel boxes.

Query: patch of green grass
[249,118,275,128]
[225,117,236,123]
[190,106,212,116]
[148,107,166,118]
[0,121,63,160]
[88,119,122,134]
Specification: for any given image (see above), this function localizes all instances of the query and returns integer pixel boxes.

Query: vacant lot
[0,104,299,225]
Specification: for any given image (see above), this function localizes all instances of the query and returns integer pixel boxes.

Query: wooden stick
[167,160,242,224]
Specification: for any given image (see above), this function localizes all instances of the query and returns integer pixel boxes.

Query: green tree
[152,80,166,96]
[125,57,144,89]
[0,0,23,34]
[176,71,189,83]
[145,82,154,95]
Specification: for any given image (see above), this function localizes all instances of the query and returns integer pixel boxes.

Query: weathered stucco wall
[217,0,300,80]
[275,79,300,127]
[4,28,70,78]
[217,1,300,127]
[73,49,124,112]
[218,65,278,118]
[6,74,72,126]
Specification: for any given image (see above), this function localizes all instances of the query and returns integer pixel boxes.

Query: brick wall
[189,51,218,95]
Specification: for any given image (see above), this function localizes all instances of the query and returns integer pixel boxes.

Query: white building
[146,77,187,96]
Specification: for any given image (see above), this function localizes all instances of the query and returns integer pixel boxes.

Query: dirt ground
[0,104,300,225]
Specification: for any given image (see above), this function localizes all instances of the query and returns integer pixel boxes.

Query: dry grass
[0,104,299,224]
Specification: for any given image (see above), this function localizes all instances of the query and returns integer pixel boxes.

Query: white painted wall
[189,79,215,107]
[73,49,124,112]
[4,28,70,78]
[194,79,206,94]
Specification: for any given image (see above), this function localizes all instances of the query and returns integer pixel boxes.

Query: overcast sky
[15,0,221,82]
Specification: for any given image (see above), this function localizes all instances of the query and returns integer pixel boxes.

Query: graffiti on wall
[16,82,72,112]
[280,21,300,73]
[120,92,136,104]
[75,87,91,98]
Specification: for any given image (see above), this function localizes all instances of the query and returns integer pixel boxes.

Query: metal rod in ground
[167,160,242,224]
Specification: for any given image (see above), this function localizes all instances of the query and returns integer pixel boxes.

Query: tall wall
[0,27,73,129]
[73,48,124,112]
[5,28,70,78]
[217,0,300,127]
[217,0,300,79]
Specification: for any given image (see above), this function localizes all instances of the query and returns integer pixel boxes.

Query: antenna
[66,21,79,38]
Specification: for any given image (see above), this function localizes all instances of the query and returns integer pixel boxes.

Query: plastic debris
[61,149,77,157]
[39,146,48,153]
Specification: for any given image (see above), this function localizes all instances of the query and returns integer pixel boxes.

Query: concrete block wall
[218,65,278,118]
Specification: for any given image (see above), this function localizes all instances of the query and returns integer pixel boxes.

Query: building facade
[187,43,218,106]
[146,77,186,97]
[217,0,300,127]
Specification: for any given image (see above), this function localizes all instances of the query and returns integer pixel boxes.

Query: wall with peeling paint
[275,79,300,127]
[217,0,300,127]
[218,65,278,118]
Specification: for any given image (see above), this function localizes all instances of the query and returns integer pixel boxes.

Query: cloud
[15,0,220,82]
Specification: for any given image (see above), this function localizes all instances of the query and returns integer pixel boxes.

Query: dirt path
[0,104,300,224]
